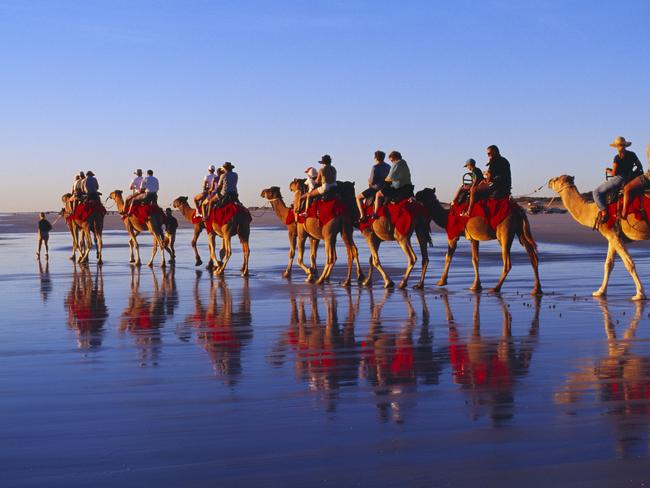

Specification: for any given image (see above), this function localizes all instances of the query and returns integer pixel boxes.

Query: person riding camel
[83,171,100,202]
[124,169,144,215]
[356,150,391,221]
[451,158,484,206]
[206,162,238,217]
[373,150,412,217]
[464,145,510,216]
[194,164,219,218]
[132,169,160,206]
[593,136,643,220]
[302,154,337,215]
[294,166,318,214]
[622,143,650,217]
[70,171,86,213]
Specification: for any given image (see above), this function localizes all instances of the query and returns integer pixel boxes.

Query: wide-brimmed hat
[464,158,476,168]
[305,166,317,178]
[86,170,95,176]
[320,154,332,165]
[610,136,632,148]
[134,168,142,175]
[223,162,235,170]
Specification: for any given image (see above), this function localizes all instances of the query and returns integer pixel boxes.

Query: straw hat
[305,166,317,178]
[610,136,632,148]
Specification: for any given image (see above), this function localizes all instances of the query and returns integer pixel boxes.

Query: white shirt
[141,175,159,193]
[130,176,143,192]
[306,176,317,192]
[204,173,217,192]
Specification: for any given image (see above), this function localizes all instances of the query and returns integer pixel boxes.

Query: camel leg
[593,242,616,298]
[342,225,364,283]
[611,238,646,301]
[315,237,335,285]
[469,240,482,292]
[192,227,203,266]
[340,229,357,287]
[215,234,232,276]
[240,234,251,277]
[397,238,417,289]
[519,229,542,296]
[362,235,392,288]
[309,238,319,278]
[149,236,158,267]
[157,232,167,268]
[438,238,459,286]
[96,227,103,266]
[283,228,297,278]
[296,231,313,281]
[490,234,515,293]
[414,227,430,289]
[79,228,92,264]
[206,231,218,270]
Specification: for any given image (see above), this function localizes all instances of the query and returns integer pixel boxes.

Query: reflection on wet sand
[38,259,52,303]
[444,293,540,425]
[64,264,108,349]
[271,287,444,421]
[119,266,178,366]
[179,273,253,385]
[556,300,650,458]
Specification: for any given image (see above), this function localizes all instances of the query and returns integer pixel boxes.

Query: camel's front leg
[295,231,313,280]
[469,240,482,292]
[339,229,359,287]
[192,227,203,266]
[96,230,103,265]
[612,238,646,301]
[490,235,515,293]
[148,236,158,267]
[593,241,615,298]
[283,228,297,278]
[342,226,364,284]
[397,238,417,289]
[79,229,92,264]
[438,238,458,286]
[239,235,250,277]
[315,238,335,285]
[414,227,430,289]
[362,235,392,288]
[206,231,218,270]
[215,235,232,276]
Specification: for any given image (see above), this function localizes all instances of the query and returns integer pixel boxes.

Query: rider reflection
[64,264,108,350]
[444,293,540,426]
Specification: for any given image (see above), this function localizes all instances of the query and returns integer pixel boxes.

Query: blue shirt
[369,161,391,189]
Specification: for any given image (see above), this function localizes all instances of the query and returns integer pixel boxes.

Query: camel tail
[517,206,537,250]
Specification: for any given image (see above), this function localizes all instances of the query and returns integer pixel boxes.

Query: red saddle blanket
[359,198,429,236]
[126,202,166,226]
[604,194,650,229]
[292,199,348,227]
[68,201,107,223]
[447,197,516,240]
[191,210,203,224]
[206,203,252,228]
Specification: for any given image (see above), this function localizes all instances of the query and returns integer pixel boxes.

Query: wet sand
[3,228,650,486]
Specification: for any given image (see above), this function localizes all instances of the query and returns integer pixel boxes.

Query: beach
[3,218,650,487]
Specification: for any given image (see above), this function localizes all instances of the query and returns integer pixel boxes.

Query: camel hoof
[469,285,482,292]
[341,280,351,288]
[531,288,543,296]
[357,274,366,283]
[129,259,136,264]
[488,287,501,294]
[437,280,447,287]
[632,293,646,301]
[592,290,606,298]
[97,259,103,266]
[282,270,291,279]
[241,271,249,277]
[69,255,75,261]
[413,283,424,290]
[362,279,372,287]
[384,281,395,289]
[398,281,408,290]
[195,259,203,267]
[147,262,153,268]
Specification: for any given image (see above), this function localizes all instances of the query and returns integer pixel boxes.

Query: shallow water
[3,228,650,487]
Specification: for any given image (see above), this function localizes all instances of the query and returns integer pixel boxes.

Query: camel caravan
[57,138,650,299]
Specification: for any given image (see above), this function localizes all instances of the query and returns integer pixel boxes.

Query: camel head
[109,190,123,201]
[173,196,189,209]
[260,186,282,201]
[415,187,439,208]
[548,175,575,193]
[289,178,307,194]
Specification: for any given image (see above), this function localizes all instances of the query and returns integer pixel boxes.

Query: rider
[295,166,318,214]
[593,136,643,219]
[70,171,86,213]
[194,164,219,218]
[304,154,337,214]
[124,169,143,215]
[373,150,412,216]
[356,150,391,220]
[451,158,484,206]
[206,162,238,217]
[621,143,650,217]
[465,145,511,216]
[137,169,160,205]
[83,171,100,202]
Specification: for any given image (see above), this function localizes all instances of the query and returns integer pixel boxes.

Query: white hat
[610,136,632,148]
[305,166,317,178]
[208,164,216,171]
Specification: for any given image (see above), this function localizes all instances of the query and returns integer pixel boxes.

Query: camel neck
[428,199,449,229]
[113,194,125,213]
[269,198,289,223]
[557,184,598,228]
[178,202,196,221]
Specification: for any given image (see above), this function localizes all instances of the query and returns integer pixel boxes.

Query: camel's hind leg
[296,230,314,281]
[239,230,251,277]
[284,227,297,278]
[611,237,646,301]
[341,225,364,284]
[519,234,542,296]
[469,240,482,292]
[397,237,417,289]
[362,234,392,288]
[593,241,615,298]
[414,225,430,289]
[192,226,203,266]
[315,237,336,285]
[215,235,232,276]
[490,233,515,293]
[438,237,459,286]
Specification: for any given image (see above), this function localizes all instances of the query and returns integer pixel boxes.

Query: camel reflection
[555,300,650,458]
[180,274,252,386]
[360,289,444,423]
[272,287,442,420]
[119,266,178,366]
[444,294,540,425]
[64,264,108,349]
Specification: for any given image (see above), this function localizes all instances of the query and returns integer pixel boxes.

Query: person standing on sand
[593,136,643,220]
[36,212,52,260]
[356,150,391,221]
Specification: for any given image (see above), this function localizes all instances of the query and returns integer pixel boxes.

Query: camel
[61,193,105,265]
[108,190,172,267]
[287,180,364,287]
[260,186,320,281]
[60,197,83,262]
[416,188,542,295]
[357,195,431,289]
[172,196,210,267]
[549,175,647,300]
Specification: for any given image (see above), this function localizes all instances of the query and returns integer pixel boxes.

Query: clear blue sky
[1,0,648,211]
